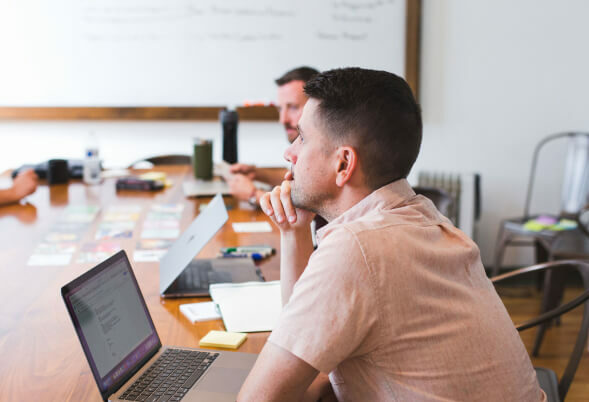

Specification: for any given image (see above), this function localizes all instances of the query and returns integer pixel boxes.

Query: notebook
[61,250,257,402]
[159,193,263,298]
[210,281,282,333]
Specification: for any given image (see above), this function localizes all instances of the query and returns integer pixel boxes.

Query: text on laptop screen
[64,255,159,391]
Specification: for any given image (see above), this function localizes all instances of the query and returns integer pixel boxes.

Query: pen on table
[220,252,267,261]
[221,246,275,254]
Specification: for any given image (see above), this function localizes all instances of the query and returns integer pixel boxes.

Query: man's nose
[279,109,289,125]
[284,143,297,164]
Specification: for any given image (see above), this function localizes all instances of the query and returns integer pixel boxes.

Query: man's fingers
[269,186,287,224]
[280,181,296,223]
[229,163,246,173]
[259,192,274,217]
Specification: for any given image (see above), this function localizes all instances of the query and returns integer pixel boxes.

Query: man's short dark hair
[304,67,422,190]
[275,66,319,86]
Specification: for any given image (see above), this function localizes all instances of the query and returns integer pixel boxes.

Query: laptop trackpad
[197,367,249,393]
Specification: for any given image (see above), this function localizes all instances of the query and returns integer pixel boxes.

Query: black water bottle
[220,109,239,164]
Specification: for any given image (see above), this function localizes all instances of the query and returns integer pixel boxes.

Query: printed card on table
[102,205,142,222]
[150,203,185,214]
[133,239,173,262]
[27,242,77,266]
[232,222,273,233]
[61,205,100,223]
[95,221,135,240]
[76,241,122,263]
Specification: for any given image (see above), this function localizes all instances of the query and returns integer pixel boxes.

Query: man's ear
[334,146,358,187]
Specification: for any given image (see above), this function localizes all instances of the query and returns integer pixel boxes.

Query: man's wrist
[280,225,314,241]
[248,188,260,207]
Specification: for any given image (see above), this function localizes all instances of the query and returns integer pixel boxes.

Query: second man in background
[227,66,318,206]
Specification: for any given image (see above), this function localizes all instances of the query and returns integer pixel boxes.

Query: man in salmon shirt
[238,67,545,401]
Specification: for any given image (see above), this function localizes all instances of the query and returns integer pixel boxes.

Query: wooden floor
[498,286,589,401]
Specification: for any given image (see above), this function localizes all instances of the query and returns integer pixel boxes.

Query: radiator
[417,171,481,239]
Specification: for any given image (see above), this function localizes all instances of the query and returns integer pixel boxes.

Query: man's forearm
[255,168,289,187]
[0,187,18,205]
[280,227,314,306]
[302,373,336,402]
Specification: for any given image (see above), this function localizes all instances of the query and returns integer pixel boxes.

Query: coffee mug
[193,138,213,180]
[47,159,69,185]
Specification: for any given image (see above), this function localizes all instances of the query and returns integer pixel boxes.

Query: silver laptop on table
[159,193,264,298]
[182,179,232,198]
[62,250,257,402]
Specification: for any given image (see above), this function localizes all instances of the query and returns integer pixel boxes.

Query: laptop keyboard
[179,261,214,289]
[119,349,219,401]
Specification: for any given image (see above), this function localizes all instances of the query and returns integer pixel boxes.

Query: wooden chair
[491,260,589,402]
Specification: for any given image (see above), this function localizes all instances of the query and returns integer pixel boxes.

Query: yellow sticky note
[199,330,247,350]
[139,171,167,182]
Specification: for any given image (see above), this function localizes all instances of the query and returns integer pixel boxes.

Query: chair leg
[534,240,549,291]
[532,269,566,356]
[492,228,510,277]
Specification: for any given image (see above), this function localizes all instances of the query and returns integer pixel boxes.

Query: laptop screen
[62,251,161,400]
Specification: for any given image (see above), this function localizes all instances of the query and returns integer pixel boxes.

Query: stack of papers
[210,281,282,333]
[179,301,222,323]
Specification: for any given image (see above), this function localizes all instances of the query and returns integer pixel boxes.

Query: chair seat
[503,218,565,240]
[535,367,560,402]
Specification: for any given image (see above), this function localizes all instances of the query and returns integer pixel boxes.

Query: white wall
[412,0,589,266]
[2,0,589,267]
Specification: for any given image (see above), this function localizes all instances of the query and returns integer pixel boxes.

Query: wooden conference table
[0,165,280,401]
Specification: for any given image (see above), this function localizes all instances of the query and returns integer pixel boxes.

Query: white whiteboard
[0,0,407,107]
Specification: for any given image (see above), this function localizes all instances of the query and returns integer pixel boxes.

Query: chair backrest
[524,132,589,219]
[130,154,192,167]
[413,186,454,219]
[491,260,589,400]
[578,204,589,237]
[562,135,589,215]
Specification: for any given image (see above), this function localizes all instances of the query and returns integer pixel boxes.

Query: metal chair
[413,186,454,219]
[492,132,589,277]
[577,203,589,237]
[491,260,589,402]
[491,133,589,358]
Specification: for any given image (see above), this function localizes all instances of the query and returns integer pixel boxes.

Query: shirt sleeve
[268,226,379,374]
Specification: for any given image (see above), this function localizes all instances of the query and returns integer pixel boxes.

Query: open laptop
[182,179,232,198]
[62,250,257,402]
[182,179,271,198]
[159,193,263,298]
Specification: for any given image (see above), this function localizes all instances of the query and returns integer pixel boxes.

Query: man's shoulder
[325,200,440,237]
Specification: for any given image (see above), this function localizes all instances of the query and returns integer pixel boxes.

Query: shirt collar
[316,179,415,243]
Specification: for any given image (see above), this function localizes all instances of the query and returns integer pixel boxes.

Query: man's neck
[319,185,373,222]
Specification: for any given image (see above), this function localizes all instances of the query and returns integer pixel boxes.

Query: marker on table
[220,246,275,254]
[219,246,275,261]
[221,252,266,261]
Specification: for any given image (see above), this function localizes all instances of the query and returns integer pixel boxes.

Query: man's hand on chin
[260,178,314,232]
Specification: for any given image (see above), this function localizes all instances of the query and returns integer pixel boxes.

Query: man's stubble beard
[290,180,330,217]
